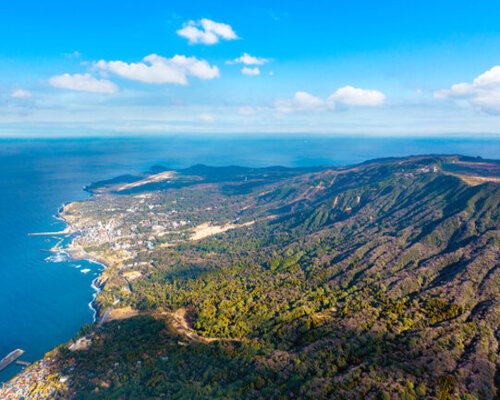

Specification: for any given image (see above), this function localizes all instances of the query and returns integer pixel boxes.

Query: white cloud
[177,19,238,45]
[197,113,215,123]
[229,53,269,65]
[473,66,500,87]
[275,91,328,113]
[238,106,256,115]
[241,67,260,76]
[434,66,500,113]
[328,86,386,107]
[434,82,474,98]
[11,89,32,99]
[293,92,325,109]
[275,86,385,114]
[49,73,118,93]
[94,54,219,85]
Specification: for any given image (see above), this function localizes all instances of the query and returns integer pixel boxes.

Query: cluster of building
[0,358,68,399]
[77,219,122,246]
[417,165,439,173]
[74,202,191,257]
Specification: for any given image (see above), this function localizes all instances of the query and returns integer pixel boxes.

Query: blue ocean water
[0,135,499,382]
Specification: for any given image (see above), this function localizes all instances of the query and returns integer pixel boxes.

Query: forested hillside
[11,155,500,399]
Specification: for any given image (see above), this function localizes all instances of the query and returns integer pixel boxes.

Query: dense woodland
[49,155,499,399]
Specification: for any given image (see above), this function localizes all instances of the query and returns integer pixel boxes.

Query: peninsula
[2,155,499,400]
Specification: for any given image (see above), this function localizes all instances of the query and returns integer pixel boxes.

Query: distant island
[2,155,499,399]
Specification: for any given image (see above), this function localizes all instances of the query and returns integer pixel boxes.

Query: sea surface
[1,135,499,382]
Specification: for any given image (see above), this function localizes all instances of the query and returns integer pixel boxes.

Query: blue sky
[1,0,500,136]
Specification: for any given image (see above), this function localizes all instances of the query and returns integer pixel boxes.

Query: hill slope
[2,155,499,400]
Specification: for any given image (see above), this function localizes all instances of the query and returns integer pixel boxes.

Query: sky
[1,0,500,136]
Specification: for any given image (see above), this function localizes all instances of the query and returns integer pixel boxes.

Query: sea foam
[44,252,69,263]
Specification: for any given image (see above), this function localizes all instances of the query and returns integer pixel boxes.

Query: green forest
[36,156,500,399]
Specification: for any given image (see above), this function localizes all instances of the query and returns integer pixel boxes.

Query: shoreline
[60,246,111,324]
[1,197,112,389]
[45,247,107,323]
[0,200,108,388]
[55,199,112,323]
[89,274,102,322]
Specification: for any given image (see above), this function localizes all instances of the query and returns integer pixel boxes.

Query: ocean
[0,135,499,382]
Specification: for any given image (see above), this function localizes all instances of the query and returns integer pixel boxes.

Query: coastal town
[60,175,257,278]
[1,168,262,398]
[1,172,258,396]
[0,357,69,399]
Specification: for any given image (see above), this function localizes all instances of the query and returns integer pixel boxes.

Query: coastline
[0,201,110,393]
[57,206,111,323]
[43,197,114,324]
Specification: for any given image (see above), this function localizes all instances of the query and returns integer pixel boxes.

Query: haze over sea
[0,135,499,382]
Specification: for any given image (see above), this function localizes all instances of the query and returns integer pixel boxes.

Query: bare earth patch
[117,171,176,192]
[443,171,500,186]
[107,306,141,321]
[190,221,255,241]
[123,271,142,281]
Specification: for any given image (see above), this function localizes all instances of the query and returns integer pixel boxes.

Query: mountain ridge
[2,154,498,399]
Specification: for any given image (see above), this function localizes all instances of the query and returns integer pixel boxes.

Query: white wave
[45,252,69,263]
[90,280,100,291]
[80,268,91,274]
[89,277,102,322]
[82,258,108,270]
